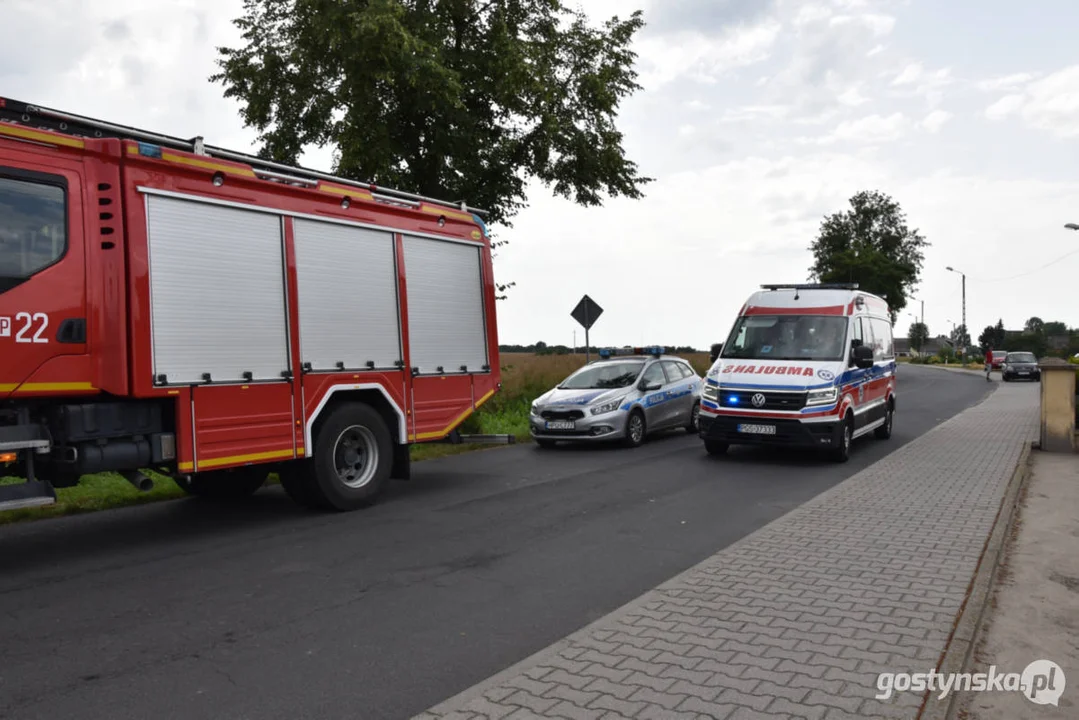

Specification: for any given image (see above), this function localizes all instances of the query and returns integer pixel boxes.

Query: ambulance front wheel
[298,402,393,511]
[831,415,853,463]
[875,400,894,440]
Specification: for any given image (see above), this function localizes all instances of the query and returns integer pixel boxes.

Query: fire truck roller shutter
[402,234,488,375]
[145,195,290,383]
[292,219,402,370]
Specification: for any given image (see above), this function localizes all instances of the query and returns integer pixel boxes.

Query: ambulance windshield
[0,175,67,292]
[721,315,849,362]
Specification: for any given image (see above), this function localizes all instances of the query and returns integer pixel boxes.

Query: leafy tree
[951,323,971,350]
[993,318,1006,348]
[977,325,996,353]
[807,190,929,324]
[1025,316,1045,335]
[210,0,652,230]
[908,321,929,353]
[1043,321,1068,337]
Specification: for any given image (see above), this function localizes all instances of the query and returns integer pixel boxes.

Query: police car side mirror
[852,344,874,369]
[640,381,662,392]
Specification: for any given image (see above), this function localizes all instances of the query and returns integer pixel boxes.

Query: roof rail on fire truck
[0,96,489,217]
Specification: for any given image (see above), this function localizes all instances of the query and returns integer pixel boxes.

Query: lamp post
[910,296,924,324]
[945,266,965,348]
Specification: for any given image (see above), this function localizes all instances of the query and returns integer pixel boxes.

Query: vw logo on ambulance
[697,282,897,462]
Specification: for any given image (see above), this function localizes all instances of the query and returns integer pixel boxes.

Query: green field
[1,352,714,524]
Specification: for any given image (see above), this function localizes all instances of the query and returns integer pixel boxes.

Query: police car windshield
[722,315,848,361]
[559,361,644,389]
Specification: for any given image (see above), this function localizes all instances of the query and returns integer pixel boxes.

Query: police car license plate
[737,423,776,435]
[546,420,575,430]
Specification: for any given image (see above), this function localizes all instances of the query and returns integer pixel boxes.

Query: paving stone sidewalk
[415,381,1039,720]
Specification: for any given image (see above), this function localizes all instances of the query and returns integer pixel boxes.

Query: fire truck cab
[698,283,897,462]
[0,98,504,513]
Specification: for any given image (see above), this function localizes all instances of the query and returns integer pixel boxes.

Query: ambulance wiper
[775,356,815,361]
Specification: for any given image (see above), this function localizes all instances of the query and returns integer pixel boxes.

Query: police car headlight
[702,384,719,402]
[806,387,838,405]
[530,401,541,415]
[590,397,625,415]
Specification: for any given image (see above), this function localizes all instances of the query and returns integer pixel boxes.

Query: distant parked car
[1001,351,1040,381]
[990,350,1008,369]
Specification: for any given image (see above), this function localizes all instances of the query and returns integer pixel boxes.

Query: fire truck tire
[307,402,393,511]
[177,466,267,500]
[278,462,321,509]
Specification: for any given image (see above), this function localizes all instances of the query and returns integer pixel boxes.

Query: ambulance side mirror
[852,344,874,369]
[709,343,723,363]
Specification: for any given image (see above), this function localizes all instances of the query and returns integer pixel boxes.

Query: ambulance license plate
[738,423,776,435]
[546,420,575,430]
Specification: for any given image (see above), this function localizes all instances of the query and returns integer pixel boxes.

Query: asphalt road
[0,365,994,720]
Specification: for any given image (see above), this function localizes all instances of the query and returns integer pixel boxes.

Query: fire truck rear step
[0,480,57,511]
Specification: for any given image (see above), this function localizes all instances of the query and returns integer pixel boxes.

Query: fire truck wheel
[309,402,393,511]
[177,466,267,499]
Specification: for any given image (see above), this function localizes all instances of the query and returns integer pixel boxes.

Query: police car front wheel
[623,410,646,448]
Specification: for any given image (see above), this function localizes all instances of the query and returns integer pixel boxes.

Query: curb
[916,440,1035,720]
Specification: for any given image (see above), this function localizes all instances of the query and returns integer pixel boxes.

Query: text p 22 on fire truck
[0,97,508,513]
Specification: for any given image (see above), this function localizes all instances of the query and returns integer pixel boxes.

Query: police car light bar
[597,346,665,359]
[760,283,860,291]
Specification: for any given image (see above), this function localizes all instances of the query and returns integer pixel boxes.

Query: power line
[973,247,1079,283]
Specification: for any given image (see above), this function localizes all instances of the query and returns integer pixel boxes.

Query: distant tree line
[977,317,1078,358]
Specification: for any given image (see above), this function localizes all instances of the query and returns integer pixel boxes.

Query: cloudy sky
[4,0,1078,350]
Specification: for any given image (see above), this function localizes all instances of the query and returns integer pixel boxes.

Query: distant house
[921,336,953,356]
[894,338,911,356]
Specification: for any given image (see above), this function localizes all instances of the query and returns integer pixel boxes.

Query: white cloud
[976,72,1039,92]
[635,20,782,89]
[892,63,923,85]
[982,65,1079,138]
[813,112,910,145]
[837,85,870,106]
[986,94,1025,120]
[920,110,953,133]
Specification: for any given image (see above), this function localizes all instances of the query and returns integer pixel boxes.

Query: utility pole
[946,267,966,349]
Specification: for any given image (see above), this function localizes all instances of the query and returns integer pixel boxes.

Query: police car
[529,347,703,448]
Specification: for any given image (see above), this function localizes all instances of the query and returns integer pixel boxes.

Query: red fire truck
[0,98,505,513]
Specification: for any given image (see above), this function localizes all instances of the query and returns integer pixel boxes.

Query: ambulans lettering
[1,313,48,343]
[722,364,815,377]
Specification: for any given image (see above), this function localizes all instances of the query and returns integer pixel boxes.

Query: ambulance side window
[861,318,878,360]
[870,318,894,359]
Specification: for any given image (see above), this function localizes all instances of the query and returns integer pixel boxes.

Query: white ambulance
[699,283,897,462]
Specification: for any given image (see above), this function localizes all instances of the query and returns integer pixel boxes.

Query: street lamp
[910,296,925,324]
[945,266,966,346]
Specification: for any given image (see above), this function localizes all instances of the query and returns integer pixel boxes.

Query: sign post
[570,295,604,364]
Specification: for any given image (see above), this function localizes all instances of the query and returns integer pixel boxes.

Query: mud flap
[390,442,411,481]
